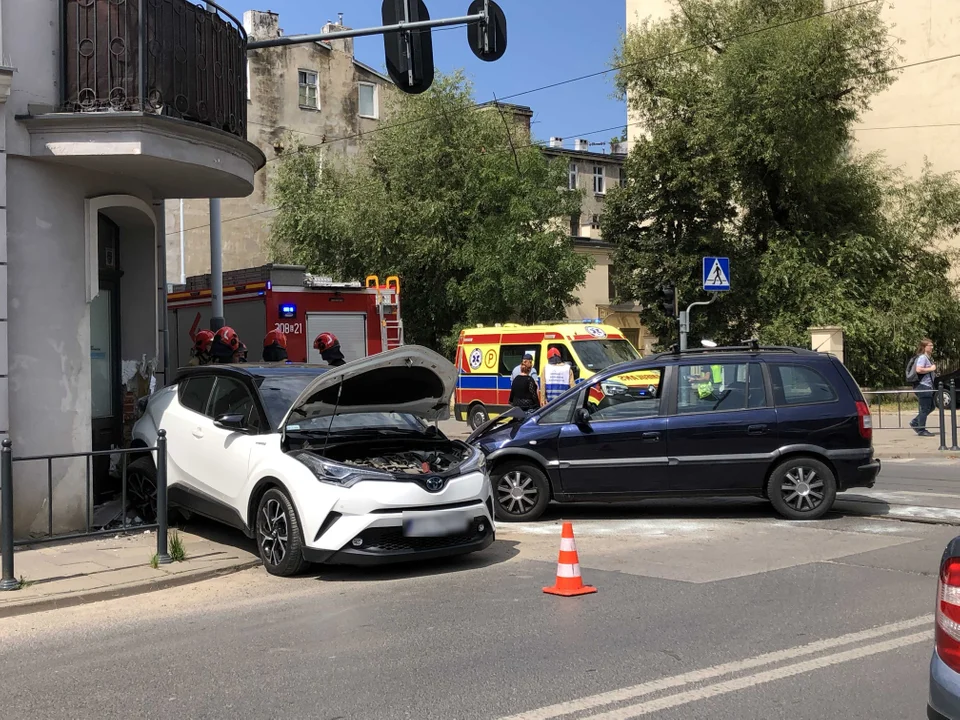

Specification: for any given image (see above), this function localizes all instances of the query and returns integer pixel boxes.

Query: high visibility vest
[544,362,572,403]
[697,365,722,399]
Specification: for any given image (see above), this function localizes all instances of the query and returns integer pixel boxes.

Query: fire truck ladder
[366,275,404,351]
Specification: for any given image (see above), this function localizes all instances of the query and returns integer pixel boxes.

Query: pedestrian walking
[909,338,937,437]
[510,353,539,383]
[508,363,540,412]
[541,347,574,405]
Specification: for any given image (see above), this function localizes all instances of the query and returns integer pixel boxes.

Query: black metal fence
[0,431,171,591]
[861,381,960,452]
[61,0,248,139]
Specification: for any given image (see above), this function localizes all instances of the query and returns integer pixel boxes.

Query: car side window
[584,368,663,421]
[771,364,838,406]
[178,376,216,416]
[677,363,749,414]
[747,363,769,408]
[209,377,260,430]
[539,393,578,424]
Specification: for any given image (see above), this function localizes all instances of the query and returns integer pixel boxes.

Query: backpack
[905,355,920,384]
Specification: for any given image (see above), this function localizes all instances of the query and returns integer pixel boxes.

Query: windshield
[256,374,318,429]
[572,339,641,372]
[286,412,428,434]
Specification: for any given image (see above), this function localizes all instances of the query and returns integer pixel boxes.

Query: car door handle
[747,424,768,436]
[641,432,661,442]
[192,428,204,439]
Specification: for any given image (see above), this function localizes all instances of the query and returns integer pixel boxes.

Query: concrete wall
[625,0,673,151]
[567,246,611,321]
[166,10,394,281]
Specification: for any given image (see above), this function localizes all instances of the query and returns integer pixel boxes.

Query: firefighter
[313,332,346,367]
[210,326,242,364]
[188,330,215,366]
[234,341,249,364]
[262,329,288,362]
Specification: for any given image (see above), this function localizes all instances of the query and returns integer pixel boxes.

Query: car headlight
[292,451,392,488]
[459,445,487,475]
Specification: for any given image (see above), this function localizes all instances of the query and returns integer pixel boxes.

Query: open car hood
[280,346,456,432]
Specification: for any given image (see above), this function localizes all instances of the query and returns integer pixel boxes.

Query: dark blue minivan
[468,344,880,522]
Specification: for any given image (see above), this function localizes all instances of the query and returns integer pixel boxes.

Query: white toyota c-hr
[129,346,494,576]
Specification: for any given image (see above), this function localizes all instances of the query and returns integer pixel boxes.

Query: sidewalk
[0,527,260,618]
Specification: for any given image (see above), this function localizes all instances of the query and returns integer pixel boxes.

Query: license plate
[402,510,470,538]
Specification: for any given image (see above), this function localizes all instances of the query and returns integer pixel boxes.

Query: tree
[270,72,590,354]
[605,0,960,386]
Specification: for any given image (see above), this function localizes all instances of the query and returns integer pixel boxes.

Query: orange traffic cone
[543,522,597,597]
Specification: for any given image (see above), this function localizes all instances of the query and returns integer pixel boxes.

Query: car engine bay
[290,437,474,477]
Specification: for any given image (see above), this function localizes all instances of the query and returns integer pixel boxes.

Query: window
[298,70,318,109]
[569,214,581,237]
[499,344,540,377]
[591,214,601,230]
[209,377,259,429]
[619,167,627,187]
[676,362,755,415]
[570,339,640,372]
[593,165,605,194]
[256,373,318,430]
[568,162,578,190]
[358,82,378,119]
[179,376,216,415]
[771,364,838,406]
[539,393,578,425]
[747,363,768,409]
[584,369,664,422]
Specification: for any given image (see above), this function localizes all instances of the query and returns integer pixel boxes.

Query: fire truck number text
[275,322,303,335]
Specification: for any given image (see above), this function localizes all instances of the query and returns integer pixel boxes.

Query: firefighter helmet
[313,332,339,353]
[193,329,215,353]
[263,329,287,349]
[214,326,240,351]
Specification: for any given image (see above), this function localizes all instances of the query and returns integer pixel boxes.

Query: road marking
[582,631,929,719]
[497,615,930,720]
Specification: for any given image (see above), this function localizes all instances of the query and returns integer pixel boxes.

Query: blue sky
[218,0,629,147]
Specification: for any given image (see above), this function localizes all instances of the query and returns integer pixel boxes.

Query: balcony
[19,0,265,198]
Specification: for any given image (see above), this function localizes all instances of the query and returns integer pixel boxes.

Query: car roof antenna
[321,378,344,457]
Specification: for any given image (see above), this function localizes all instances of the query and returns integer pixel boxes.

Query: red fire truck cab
[167,264,403,367]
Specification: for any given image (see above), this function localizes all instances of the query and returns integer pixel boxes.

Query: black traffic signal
[660,284,677,317]
[467,0,507,62]
[382,0,435,94]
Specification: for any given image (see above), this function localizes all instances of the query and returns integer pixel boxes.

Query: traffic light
[660,284,677,317]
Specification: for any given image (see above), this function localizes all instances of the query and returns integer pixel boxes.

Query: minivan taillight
[855,401,872,440]
[937,557,960,672]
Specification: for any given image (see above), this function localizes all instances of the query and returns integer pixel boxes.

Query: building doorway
[91,213,122,498]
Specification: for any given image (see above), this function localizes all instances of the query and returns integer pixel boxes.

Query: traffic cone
[543,522,597,597]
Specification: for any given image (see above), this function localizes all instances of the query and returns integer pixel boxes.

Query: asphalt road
[0,509,953,720]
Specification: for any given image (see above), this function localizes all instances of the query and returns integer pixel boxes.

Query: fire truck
[167,264,403,366]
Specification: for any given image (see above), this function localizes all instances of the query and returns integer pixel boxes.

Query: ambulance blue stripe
[457,375,499,390]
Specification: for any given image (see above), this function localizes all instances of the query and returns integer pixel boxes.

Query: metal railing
[0,431,171,591]
[861,381,960,452]
[61,0,248,138]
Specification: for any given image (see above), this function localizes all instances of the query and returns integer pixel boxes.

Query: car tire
[468,403,490,431]
[126,456,159,524]
[256,487,308,577]
[936,388,952,411]
[492,461,550,522]
[767,457,837,521]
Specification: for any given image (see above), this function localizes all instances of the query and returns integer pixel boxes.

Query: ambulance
[454,322,655,429]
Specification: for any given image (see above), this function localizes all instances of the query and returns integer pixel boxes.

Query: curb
[0,558,262,619]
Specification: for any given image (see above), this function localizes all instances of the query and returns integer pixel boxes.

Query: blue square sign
[702,257,730,292]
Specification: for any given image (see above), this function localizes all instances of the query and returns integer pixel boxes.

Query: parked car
[129,347,494,576]
[469,344,880,522]
[930,537,960,720]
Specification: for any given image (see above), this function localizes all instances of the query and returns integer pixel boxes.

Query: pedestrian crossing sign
[702,257,730,292]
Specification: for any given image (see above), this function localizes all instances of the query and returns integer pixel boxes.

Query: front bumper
[302,512,494,565]
[930,649,960,720]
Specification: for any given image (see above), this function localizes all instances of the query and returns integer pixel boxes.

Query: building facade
[2,0,264,535]
[166,10,394,282]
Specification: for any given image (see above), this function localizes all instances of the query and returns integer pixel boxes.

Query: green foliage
[606,0,960,386]
[169,531,186,562]
[270,72,590,355]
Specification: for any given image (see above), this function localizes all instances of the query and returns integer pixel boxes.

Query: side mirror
[214,413,248,432]
[574,407,591,426]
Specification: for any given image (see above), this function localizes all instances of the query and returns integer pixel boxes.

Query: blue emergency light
[279,303,297,319]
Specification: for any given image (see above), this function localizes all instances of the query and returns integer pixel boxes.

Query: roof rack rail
[659,344,808,357]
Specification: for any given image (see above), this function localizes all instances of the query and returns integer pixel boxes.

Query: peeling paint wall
[166,10,395,282]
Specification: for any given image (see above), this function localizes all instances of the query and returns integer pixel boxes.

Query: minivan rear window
[770,364,838,406]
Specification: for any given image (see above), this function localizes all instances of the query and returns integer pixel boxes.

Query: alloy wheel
[127,468,157,523]
[780,466,825,512]
[497,470,539,516]
[258,498,289,566]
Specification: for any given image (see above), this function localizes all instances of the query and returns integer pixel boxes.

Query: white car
[128,346,495,576]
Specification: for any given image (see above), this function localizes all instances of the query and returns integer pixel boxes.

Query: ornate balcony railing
[61,0,247,139]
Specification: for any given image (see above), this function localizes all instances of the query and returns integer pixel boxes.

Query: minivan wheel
[767,458,837,521]
[468,404,490,431]
[492,462,550,522]
[936,388,953,411]
[256,488,307,577]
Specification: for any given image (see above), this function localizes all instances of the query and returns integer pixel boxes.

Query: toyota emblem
[424,476,444,492]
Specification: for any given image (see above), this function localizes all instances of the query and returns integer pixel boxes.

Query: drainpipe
[0,4,11,447]
[207,2,224,332]
[178,199,185,285]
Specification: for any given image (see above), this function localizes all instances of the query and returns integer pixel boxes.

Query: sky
[216,0,629,148]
